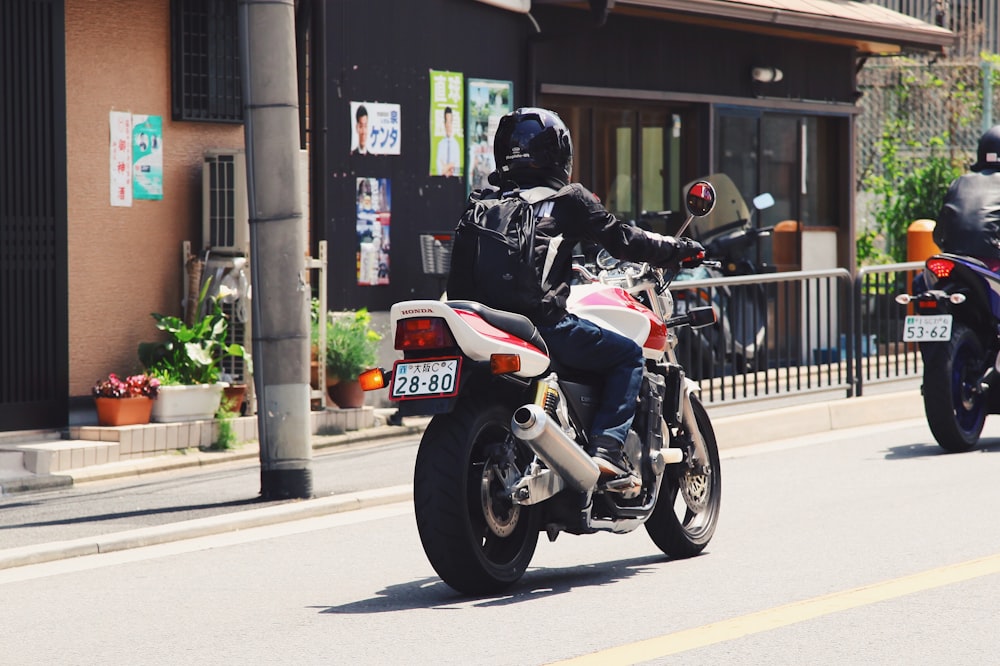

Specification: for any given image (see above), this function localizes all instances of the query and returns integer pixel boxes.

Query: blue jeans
[537,314,643,446]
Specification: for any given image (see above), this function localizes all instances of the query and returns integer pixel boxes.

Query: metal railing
[854,262,925,396]
[668,263,926,407]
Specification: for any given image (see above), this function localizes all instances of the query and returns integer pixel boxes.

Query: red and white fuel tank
[566,283,668,358]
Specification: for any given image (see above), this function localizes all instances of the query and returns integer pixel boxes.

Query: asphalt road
[4,414,1000,664]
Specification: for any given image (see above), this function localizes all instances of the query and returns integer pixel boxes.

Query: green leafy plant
[860,127,964,265]
[211,404,238,450]
[311,301,382,381]
[139,279,252,385]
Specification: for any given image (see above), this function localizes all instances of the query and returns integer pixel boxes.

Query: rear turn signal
[490,354,521,375]
[358,368,388,391]
[394,317,455,350]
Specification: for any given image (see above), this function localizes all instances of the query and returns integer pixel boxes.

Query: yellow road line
[552,552,1000,665]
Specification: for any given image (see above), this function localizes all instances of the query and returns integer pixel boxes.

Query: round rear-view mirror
[685,181,716,217]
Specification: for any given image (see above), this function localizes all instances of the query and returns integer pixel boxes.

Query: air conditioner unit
[202,149,250,256]
[203,148,310,255]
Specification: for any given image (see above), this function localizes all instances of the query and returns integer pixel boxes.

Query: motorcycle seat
[446,300,549,355]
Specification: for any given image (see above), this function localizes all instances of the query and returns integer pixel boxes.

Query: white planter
[151,383,226,423]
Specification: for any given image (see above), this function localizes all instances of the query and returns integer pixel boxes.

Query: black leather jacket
[528,182,687,326]
[934,170,1000,260]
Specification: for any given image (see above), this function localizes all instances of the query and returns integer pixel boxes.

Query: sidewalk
[0,390,924,570]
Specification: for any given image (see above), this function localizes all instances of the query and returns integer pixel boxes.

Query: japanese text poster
[356,177,391,286]
[133,114,163,200]
[429,70,464,177]
[110,111,132,207]
[349,101,401,156]
[467,79,512,192]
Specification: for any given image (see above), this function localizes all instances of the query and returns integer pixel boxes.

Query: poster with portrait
[349,101,401,156]
[132,114,163,200]
[467,79,512,192]
[429,70,464,177]
[356,177,391,286]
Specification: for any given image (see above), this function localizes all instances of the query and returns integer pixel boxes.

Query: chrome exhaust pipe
[511,404,600,492]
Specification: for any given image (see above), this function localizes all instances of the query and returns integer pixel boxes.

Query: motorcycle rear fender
[390,300,549,378]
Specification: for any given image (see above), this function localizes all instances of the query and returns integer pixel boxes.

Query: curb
[711,389,923,448]
[0,485,412,571]
[1,419,431,493]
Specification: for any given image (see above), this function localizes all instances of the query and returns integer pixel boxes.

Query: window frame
[170,0,243,123]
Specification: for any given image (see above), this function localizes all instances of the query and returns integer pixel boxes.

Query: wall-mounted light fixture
[751,67,784,83]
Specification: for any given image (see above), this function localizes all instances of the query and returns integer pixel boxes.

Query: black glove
[674,238,705,267]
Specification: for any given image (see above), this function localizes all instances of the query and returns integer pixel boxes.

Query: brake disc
[680,467,710,513]
[480,462,520,538]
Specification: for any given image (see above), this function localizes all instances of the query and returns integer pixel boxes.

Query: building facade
[0,0,950,432]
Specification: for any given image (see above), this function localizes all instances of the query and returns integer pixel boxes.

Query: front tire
[413,397,539,595]
[645,393,721,557]
[922,323,987,452]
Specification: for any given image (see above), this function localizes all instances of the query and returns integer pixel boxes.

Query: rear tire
[645,394,721,557]
[413,397,539,595]
[923,323,987,452]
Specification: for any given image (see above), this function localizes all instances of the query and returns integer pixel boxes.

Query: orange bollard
[907,219,940,262]
[906,219,940,316]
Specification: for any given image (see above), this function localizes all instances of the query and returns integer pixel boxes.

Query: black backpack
[447,186,569,315]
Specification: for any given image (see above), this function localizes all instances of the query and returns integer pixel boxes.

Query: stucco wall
[65,0,243,396]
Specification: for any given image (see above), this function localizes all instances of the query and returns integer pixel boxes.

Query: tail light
[394,317,456,351]
[926,257,955,279]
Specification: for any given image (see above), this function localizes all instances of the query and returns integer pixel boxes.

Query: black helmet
[493,107,573,186]
[972,125,1000,171]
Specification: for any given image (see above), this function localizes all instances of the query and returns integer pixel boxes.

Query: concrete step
[5,407,376,475]
[0,450,28,479]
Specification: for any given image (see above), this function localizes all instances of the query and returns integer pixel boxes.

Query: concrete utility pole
[238,0,313,499]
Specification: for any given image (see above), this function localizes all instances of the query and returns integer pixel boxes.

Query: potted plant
[139,279,252,422]
[312,305,382,408]
[92,373,160,426]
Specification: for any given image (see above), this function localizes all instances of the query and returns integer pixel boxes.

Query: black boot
[588,434,637,479]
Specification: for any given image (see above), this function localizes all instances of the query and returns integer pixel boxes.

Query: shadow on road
[316,553,676,613]
[0,497,263,530]
[883,437,1000,460]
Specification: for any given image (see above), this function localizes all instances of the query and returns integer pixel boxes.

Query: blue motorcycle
[897,253,1000,451]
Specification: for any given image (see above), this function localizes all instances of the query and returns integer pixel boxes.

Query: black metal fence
[669,263,925,407]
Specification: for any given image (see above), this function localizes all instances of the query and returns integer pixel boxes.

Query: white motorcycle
[361,182,722,595]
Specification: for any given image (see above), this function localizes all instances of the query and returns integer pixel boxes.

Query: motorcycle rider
[933,125,1000,270]
[486,107,705,481]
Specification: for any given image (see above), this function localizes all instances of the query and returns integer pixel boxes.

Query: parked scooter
[359,182,722,595]
[667,175,774,379]
[897,253,1000,452]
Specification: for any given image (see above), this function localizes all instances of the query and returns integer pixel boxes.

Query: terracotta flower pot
[328,379,365,409]
[222,384,247,415]
[94,396,154,427]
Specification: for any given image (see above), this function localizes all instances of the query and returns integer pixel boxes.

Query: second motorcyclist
[933,125,1000,270]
